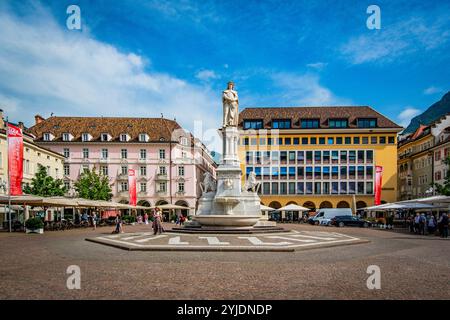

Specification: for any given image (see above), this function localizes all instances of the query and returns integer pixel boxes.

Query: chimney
[35,114,45,125]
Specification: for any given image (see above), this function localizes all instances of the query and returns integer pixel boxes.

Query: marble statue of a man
[222,81,239,127]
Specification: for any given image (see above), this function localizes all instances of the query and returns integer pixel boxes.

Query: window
[310,137,317,145]
[302,137,308,145]
[280,182,287,195]
[158,182,167,193]
[43,133,51,141]
[329,119,348,128]
[246,151,254,164]
[301,119,319,128]
[64,164,70,176]
[259,138,266,145]
[139,133,147,142]
[297,182,304,194]
[323,182,330,194]
[280,167,287,178]
[349,166,356,178]
[293,138,299,145]
[82,133,90,142]
[379,136,386,144]
[319,137,325,145]
[277,137,283,145]
[297,151,304,164]
[243,120,263,129]
[178,166,185,176]
[306,166,313,179]
[357,118,377,128]
[121,149,128,159]
[306,182,313,194]
[120,182,128,192]
[82,148,89,159]
[328,137,334,145]
[263,182,270,195]
[63,148,70,158]
[289,151,296,163]
[140,166,147,176]
[159,149,166,159]
[297,167,304,179]
[358,166,365,179]
[64,181,70,191]
[250,138,257,145]
[366,150,373,163]
[353,137,360,144]
[331,182,339,194]
[371,136,377,144]
[345,137,351,144]
[362,137,369,145]
[180,137,188,145]
[159,166,167,175]
[358,150,365,163]
[263,167,270,178]
[140,183,147,193]
[340,182,347,194]
[349,151,356,163]
[285,138,291,145]
[82,165,89,173]
[314,151,321,163]
[323,151,330,163]
[349,182,356,194]
[280,151,287,164]
[289,167,296,178]
[271,151,279,163]
[272,119,291,129]
[336,137,343,144]
[366,166,373,179]
[332,151,339,163]
[101,133,109,142]
[340,166,347,179]
[178,182,185,193]
[100,165,108,176]
[306,151,313,164]
[121,166,128,175]
[140,149,147,160]
[314,182,321,194]
[366,182,373,194]
[120,134,128,142]
[388,136,395,144]
[243,137,249,145]
[323,166,330,179]
[340,150,347,163]
[314,167,321,179]
[101,148,108,159]
[357,182,364,194]
[271,182,279,195]
[62,133,70,141]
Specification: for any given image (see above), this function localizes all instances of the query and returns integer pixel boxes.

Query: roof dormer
[120,133,130,142]
[138,133,149,142]
[62,132,73,142]
[43,132,54,141]
[81,133,92,142]
[100,133,111,142]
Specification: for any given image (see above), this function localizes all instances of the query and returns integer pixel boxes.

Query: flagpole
[6,117,11,233]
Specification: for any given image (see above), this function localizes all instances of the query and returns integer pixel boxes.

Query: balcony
[156,173,169,181]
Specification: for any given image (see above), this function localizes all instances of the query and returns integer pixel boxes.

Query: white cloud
[306,62,328,71]
[0,6,222,150]
[340,17,450,64]
[270,73,352,106]
[195,69,219,81]
[398,107,421,127]
[423,86,444,95]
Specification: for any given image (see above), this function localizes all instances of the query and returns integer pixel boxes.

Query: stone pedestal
[193,126,262,228]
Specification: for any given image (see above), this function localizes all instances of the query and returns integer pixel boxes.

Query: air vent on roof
[159,137,165,142]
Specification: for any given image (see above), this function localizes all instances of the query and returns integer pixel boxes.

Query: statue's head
[227,81,234,90]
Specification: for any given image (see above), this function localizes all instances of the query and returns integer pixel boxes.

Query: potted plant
[25,217,44,234]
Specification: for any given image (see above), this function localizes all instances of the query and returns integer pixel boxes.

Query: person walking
[427,214,436,235]
[439,213,449,238]
[152,208,164,235]
[414,213,421,234]
[92,212,97,230]
[144,212,149,225]
[113,214,123,234]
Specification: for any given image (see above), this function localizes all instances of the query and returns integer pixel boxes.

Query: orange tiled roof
[27,116,183,142]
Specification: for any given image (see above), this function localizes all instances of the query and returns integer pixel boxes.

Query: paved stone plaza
[0,224,449,299]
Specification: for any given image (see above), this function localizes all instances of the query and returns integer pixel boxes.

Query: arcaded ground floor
[0,223,448,299]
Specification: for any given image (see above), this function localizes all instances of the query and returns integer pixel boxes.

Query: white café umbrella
[277,204,310,212]
[260,205,275,211]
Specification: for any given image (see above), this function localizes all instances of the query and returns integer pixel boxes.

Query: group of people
[408,212,449,238]
[112,208,166,235]
[80,211,98,230]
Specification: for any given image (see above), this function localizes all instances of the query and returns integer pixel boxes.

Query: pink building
[28,115,217,217]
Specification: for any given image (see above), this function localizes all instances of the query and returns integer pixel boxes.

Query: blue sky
[0,0,449,150]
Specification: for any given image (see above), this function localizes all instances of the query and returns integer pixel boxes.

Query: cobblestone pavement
[0,223,449,299]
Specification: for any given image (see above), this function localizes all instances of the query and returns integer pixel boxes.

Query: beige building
[0,111,64,196]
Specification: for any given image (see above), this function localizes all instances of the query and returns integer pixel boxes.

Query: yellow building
[238,106,402,218]
[0,113,64,196]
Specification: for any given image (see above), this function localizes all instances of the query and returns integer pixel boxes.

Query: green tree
[74,167,112,200]
[434,156,450,196]
[23,164,66,196]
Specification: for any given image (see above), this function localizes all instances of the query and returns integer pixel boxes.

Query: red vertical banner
[374,165,383,205]
[7,123,24,195]
[128,169,136,206]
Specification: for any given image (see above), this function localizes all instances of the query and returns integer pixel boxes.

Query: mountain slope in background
[404,91,450,133]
